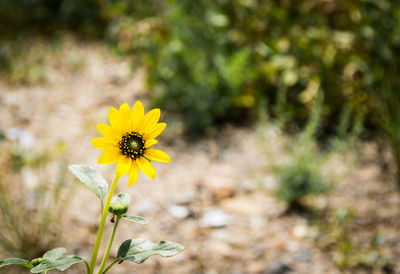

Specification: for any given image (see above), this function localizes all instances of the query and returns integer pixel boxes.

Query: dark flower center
[118,132,145,159]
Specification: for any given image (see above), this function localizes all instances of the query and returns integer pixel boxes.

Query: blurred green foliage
[316,208,395,272]
[272,96,332,208]
[0,0,107,82]
[1,0,399,133]
[0,0,107,39]
[1,0,400,172]
[110,0,400,182]
[275,156,330,207]
[267,93,362,208]
[0,138,73,259]
[112,0,383,135]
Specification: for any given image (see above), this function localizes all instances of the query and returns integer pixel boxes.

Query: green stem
[83,260,90,274]
[89,176,119,274]
[102,260,118,274]
[97,216,121,274]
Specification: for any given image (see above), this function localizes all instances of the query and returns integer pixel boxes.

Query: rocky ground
[0,40,399,274]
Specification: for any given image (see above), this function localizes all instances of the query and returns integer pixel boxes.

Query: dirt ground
[1,40,400,274]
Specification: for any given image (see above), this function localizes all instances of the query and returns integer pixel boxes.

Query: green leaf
[30,256,83,273]
[43,248,66,260]
[122,215,149,225]
[0,258,33,269]
[30,248,84,273]
[68,165,108,200]
[117,239,184,264]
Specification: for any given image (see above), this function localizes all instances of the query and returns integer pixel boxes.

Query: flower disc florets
[92,101,172,186]
[118,132,145,160]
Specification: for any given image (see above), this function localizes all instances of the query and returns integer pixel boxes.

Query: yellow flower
[91,101,171,186]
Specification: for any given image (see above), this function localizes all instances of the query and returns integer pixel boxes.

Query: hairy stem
[97,216,121,274]
[102,260,118,274]
[83,260,90,274]
[89,176,119,273]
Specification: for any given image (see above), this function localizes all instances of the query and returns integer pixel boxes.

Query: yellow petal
[119,103,131,132]
[108,107,122,132]
[91,137,117,150]
[98,151,119,165]
[144,123,166,140]
[96,124,113,138]
[131,101,144,131]
[139,109,160,134]
[119,102,131,114]
[137,157,156,179]
[128,161,139,186]
[144,149,171,163]
[144,139,158,148]
[116,156,132,177]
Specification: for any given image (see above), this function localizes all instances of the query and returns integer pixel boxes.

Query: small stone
[168,204,190,219]
[204,176,236,201]
[199,209,230,228]
[286,241,300,252]
[7,128,35,149]
[292,224,308,238]
[293,250,311,262]
[262,175,277,189]
[173,189,196,205]
[264,261,292,274]
[220,195,266,216]
[249,216,268,228]
[246,261,266,274]
[203,239,235,257]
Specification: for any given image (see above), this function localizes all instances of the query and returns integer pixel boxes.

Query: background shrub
[0,137,73,259]
[1,0,400,173]
[275,157,330,207]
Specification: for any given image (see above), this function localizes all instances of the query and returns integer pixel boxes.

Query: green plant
[270,87,364,208]
[0,102,184,274]
[0,139,71,260]
[108,0,377,136]
[316,208,395,272]
[270,95,330,208]
[2,0,400,144]
[373,88,400,186]
[275,155,330,207]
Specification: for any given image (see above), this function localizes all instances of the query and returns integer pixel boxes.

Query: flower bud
[109,201,129,215]
[108,193,131,215]
[31,258,47,267]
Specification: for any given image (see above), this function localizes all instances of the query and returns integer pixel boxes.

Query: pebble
[249,216,268,228]
[203,176,236,201]
[199,209,230,228]
[173,189,196,205]
[7,128,35,149]
[293,250,311,262]
[292,224,308,238]
[168,204,190,219]
[262,175,277,189]
[264,261,292,274]
[220,195,266,216]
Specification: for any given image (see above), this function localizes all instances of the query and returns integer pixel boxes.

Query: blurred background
[0,0,400,273]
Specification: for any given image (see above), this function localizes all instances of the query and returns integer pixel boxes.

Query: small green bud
[109,193,131,215]
[31,258,47,267]
[109,201,129,215]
